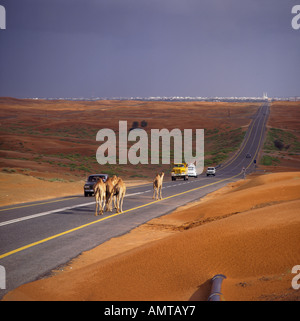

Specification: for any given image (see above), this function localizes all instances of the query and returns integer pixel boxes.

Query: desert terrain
[260,101,300,172]
[1,99,299,207]
[0,98,258,206]
[1,99,300,301]
[3,171,300,301]
[0,98,257,181]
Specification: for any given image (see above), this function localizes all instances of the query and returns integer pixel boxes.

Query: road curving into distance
[0,102,269,298]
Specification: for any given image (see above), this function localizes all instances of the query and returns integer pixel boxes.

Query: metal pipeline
[208,274,226,301]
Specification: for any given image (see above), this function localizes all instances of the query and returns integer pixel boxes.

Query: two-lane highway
[0,102,269,299]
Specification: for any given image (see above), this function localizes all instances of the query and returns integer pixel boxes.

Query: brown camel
[93,177,106,216]
[153,172,164,200]
[113,177,126,213]
[105,175,118,212]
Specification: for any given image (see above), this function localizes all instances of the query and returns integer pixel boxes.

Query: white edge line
[0,191,150,227]
[0,202,95,227]
[0,182,200,227]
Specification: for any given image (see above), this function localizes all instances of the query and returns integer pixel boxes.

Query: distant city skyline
[0,0,299,99]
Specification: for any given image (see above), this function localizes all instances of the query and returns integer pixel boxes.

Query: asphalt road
[0,102,269,299]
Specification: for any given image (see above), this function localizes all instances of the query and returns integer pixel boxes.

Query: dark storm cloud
[0,0,299,98]
[5,1,294,40]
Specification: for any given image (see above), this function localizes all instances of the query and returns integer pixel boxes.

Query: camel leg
[95,199,99,216]
[110,197,113,211]
[95,200,98,216]
[102,194,106,214]
[99,199,103,215]
[105,192,109,211]
[109,195,114,211]
[113,195,117,209]
[106,196,110,211]
[95,191,99,216]
[94,189,98,216]
[120,193,124,213]
[154,187,159,200]
[116,194,120,213]
[106,197,111,212]
[99,196,103,215]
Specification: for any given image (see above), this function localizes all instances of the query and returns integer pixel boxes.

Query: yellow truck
[171,163,189,181]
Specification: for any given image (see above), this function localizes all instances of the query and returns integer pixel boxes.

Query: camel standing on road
[105,175,118,212]
[113,177,126,213]
[93,177,106,216]
[153,172,164,200]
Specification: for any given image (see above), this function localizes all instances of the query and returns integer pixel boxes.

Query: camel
[113,177,126,213]
[93,177,106,216]
[153,172,164,200]
[105,175,118,212]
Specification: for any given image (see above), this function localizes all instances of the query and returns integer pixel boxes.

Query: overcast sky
[0,0,299,98]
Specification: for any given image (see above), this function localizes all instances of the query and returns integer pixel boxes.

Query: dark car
[84,174,108,197]
[246,153,251,158]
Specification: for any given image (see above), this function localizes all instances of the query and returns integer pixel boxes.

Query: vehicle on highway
[84,174,108,196]
[188,163,198,178]
[246,153,252,158]
[206,167,216,176]
[171,163,189,181]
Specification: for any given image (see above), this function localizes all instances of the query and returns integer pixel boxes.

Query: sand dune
[0,172,151,207]
[4,172,300,301]
[157,171,300,226]
[0,173,83,206]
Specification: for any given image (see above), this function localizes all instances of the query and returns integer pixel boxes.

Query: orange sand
[3,171,300,301]
[0,172,150,207]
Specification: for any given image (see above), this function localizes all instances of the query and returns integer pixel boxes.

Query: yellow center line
[0,174,240,260]
[0,105,268,260]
